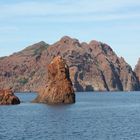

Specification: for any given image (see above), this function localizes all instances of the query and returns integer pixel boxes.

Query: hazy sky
[0,0,140,68]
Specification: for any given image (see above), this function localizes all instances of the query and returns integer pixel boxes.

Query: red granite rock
[0,89,20,105]
[33,56,75,104]
[135,58,140,82]
[0,36,139,92]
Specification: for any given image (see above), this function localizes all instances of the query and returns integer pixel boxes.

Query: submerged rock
[33,56,75,104]
[0,89,20,105]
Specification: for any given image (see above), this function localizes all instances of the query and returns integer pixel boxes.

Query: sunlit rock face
[0,36,139,92]
[0,89,20,105]
[33,56,75,104]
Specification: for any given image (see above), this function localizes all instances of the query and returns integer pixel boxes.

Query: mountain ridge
[0,36,139,92]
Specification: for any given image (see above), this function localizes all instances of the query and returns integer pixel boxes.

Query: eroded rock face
[33,56,75,104]
[0,36,139,92]
[135,58,140,82]
[0,89,20,105]
[47,37,139,91]
[119,57,140,91]
[0,41,49,92]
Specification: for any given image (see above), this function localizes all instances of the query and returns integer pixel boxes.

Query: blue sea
[1,92,140,140]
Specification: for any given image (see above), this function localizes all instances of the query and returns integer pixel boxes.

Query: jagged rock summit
[0,89,20,105]
[0,36,139,92]
[33,56,75,104]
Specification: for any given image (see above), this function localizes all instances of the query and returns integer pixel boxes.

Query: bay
[1,92,140,140]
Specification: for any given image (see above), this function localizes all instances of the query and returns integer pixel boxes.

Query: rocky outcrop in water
[0,36,139,92]
[0,89,20,105]
[33,56,75,104]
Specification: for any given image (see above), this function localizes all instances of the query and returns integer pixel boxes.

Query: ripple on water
[0,92,140,140]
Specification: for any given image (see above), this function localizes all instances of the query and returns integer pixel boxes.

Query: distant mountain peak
[59,36,80,46]
[23,41,49,51]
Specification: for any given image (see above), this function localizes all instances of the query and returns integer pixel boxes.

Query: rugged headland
[0,36,139,92]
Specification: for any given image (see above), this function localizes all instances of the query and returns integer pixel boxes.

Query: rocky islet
[0,89,20,105]
[33,56,75,104]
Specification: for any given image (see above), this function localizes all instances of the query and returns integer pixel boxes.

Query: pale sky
[0,0,140,68]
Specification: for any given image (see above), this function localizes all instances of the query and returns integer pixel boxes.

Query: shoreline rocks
[0,89,20,105]
[33,56,75,104]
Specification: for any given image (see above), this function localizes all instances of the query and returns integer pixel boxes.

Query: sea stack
[33,56,75,104]
[0,89,20,105]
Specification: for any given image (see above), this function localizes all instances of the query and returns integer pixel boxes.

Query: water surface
[1,92,140,140]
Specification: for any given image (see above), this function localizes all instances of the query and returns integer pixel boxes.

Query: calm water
[1,92,140,140]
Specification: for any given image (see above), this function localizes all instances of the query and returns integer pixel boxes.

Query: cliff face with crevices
[134,58,140,84]
[0,36,139,92]
[33,56,75,104]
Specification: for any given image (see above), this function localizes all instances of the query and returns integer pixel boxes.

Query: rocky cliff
[0,36,139,92]
[33,56,75,104]
[135,58,140,83]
